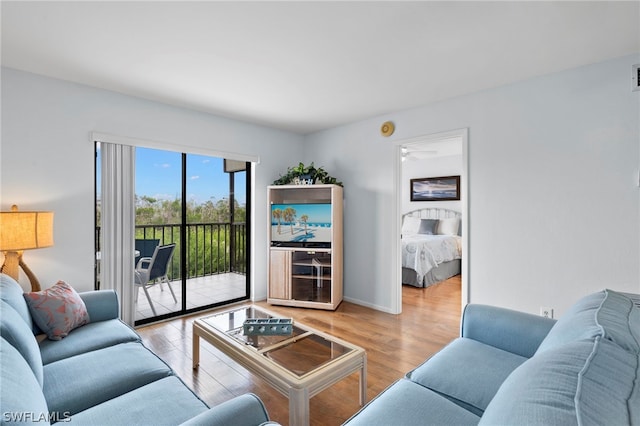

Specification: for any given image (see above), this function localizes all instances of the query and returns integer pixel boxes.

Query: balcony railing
[96,222,247,281]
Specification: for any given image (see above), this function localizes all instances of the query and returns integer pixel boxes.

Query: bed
[401,208,462,288]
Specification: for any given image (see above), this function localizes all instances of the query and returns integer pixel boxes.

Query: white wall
[0,68,304,297]
[3,55,639,318]
[306,54,640,316]
[401,155,463,214]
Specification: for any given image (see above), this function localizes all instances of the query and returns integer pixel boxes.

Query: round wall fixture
[380,121,395,137]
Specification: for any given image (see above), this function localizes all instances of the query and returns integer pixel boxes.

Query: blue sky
[97,145,246,205]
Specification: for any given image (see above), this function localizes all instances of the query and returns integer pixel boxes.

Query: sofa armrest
[461,304,556,358]
[79,290,120,322]
[180,394,275,426]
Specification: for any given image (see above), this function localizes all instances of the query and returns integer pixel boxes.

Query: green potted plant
[273,162,342,186]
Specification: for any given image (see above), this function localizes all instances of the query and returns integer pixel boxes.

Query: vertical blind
[99,142,136,325]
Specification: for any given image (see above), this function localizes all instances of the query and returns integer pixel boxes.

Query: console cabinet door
[269,249,290,300]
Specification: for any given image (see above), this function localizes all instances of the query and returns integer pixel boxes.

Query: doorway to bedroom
[395,128,468,313]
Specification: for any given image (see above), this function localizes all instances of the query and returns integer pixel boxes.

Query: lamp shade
[0,210,54,251]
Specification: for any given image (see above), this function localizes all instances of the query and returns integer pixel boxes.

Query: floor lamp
[0,205,54,291]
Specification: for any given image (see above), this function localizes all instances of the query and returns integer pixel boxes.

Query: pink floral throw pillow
[24,280,90,340]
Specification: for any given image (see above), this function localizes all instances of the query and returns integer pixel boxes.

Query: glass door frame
[94,139,253,326]
[134,153,252,326]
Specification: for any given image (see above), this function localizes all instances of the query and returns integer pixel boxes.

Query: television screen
[270,203,332,246]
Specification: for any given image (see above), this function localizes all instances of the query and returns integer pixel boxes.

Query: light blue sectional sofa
[0,273,275,425]
[344,289,640,425]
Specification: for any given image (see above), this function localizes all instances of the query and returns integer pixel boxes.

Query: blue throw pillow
[418,219,438,235]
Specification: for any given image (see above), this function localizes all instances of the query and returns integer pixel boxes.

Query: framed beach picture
[410,176,460,201]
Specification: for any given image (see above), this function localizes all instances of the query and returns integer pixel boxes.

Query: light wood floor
[137,276,462,426]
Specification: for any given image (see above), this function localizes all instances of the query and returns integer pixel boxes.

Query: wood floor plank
[137,276,461,425]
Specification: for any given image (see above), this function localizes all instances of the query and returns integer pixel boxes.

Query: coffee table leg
[193,330,200,369]
[289,387,310,426]
[360,356,367,405]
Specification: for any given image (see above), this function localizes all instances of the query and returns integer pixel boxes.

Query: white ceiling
[2,1,638,135]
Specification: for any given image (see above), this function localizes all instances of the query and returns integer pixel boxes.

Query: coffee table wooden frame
[193,305,367,426]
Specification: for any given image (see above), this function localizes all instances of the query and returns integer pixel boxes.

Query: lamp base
[1,251,42,292]
[1,251,20,281]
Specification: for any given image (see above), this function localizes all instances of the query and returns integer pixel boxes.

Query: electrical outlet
[540,307,554,319]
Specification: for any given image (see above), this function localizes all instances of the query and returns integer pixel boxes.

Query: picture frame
[410,175,460,201]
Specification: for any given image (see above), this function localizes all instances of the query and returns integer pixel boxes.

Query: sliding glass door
[96,144,251,325]
[183,154,249,313]
[133,148,183,321]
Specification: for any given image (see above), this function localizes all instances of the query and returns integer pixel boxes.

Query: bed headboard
[403,208,461,220]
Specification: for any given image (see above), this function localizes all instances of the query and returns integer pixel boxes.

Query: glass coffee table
[193,305,367,426]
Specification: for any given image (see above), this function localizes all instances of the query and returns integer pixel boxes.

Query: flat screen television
[270,203,332,248]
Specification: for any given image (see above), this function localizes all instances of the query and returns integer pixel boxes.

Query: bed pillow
[401,216,421,235]
[418,219,438,235]
[23,280,90,340]
[437,218,459,236]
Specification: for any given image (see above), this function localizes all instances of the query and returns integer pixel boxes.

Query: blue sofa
[344,289,640,425]
[0,273,275,425]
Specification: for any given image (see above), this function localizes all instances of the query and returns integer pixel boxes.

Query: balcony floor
[135,272,246,321]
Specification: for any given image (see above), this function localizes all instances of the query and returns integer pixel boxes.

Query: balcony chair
[134,238,160,266]
[134,243,177,316]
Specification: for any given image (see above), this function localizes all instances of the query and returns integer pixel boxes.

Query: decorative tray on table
[243,318,293,336]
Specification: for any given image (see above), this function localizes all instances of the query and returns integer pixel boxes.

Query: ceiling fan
[401,147,439,161]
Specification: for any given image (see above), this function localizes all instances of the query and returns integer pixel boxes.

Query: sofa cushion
[66,376,208,425]
[78,290,120,322]
[44,342,173,416]
[537,289,640,354]
[0,272,37,332]
[38,318,140,365]
[461,304,556,358]
[343,378,480,425]
[24,280,90,341]
[407,338,527,415]
[181,394,271,426]
[1,337,51,425]
[480,338,639,426]
[0,300,44,387]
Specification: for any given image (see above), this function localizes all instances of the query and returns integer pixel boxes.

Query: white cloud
[152,193,176,201]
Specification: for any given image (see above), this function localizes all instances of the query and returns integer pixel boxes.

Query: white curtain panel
[100,142,136,325]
